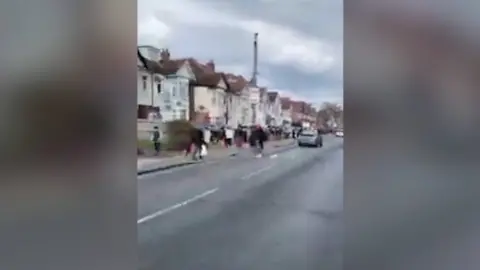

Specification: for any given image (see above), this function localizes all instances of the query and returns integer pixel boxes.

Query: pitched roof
[158,59,183,75]
[224,73,247,94]
[137,49,163,73]
[198,73,226,88]
[267,92,279,102]
[280,97,291,110]
[160,57,227,88]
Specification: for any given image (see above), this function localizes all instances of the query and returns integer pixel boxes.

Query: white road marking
[137,188,218,224]
[241,165,274,180]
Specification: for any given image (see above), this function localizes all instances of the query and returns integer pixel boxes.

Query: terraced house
[290,100,317,127]
[280,97,293,126]
[137,46,193,122]
[225,74,251,127]
[257,87,268,126]
[156,49,194,121]
[137,49,165,140]
[137,49,163,119]
[137,45,318,130]
[187,60,230,127]
[266,91,281,126]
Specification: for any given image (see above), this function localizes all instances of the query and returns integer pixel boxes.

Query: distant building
[280,97,292,126]
[137,49,163,120]
[138,46,192,122]
[266,91,281,126]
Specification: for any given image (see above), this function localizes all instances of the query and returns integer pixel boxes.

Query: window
[172,85,177,97]
[164,90,171,102]
[157,83,162,93]
[221,94,226,107]
[183,88,188,100]
[211,91,216,104]
[179,82,187,99]
[177,81,182,93]
[179,109,187,119]
[142,76,147,90]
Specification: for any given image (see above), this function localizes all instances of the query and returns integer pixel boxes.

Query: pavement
[138,136,343,270]
[137,139,297,175]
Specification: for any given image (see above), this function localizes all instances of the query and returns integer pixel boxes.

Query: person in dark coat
[190,127,205,160]
[152,126,161,155]
[249,125,268,157]
[234,126,242,147]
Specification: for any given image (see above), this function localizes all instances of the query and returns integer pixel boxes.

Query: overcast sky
[138,0,343,106]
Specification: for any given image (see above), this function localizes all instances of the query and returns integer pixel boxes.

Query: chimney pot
[160,48,170,61]
[206,60,215,71]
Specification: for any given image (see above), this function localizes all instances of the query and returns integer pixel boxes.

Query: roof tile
[224,73,247,94]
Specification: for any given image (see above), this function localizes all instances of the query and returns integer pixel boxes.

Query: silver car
[297,130,323,147]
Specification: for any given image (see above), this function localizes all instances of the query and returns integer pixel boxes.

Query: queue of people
[184,124,270,160]
[148,122,294,160]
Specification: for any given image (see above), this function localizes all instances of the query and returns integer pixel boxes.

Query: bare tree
[316,102,343,129]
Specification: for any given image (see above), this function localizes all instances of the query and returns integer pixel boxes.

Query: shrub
[164,120,194,151]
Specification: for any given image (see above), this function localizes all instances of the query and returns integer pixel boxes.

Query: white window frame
[142,75,147,90]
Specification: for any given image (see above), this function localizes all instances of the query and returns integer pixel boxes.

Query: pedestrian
[190,127,205,160]
[220,127,227,147]
[249,125,267,157]
[225,127,234,147]
[234,125,241,147]
[152,126,161,156]
[248,126,258,154]
[242,128,248,144]
[204,128,211,145]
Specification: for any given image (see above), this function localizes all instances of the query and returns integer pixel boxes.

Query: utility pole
[248,32,259,125]
[250,32,259,86]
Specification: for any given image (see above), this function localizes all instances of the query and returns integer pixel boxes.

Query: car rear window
[300,132,315,137]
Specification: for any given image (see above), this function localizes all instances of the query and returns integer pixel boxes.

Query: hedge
[163,120,194,151]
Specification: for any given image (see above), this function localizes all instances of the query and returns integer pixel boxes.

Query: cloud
[138,0,337,74]
[238,20,336,74]
[278,88,343,108]
[137,0,343,103]
[137,16,170,47]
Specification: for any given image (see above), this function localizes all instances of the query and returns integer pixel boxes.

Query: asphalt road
[138,137,343,270]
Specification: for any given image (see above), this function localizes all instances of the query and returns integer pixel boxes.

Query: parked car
[297,130,323,147]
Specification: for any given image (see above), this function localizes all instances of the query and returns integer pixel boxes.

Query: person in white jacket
[225,127,234,147]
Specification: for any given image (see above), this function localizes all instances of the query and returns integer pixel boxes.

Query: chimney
[206,60,215,72]
[160,48,170,61]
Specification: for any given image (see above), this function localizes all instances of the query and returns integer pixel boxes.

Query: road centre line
[137,188,219,224]
[241,165,274,180]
